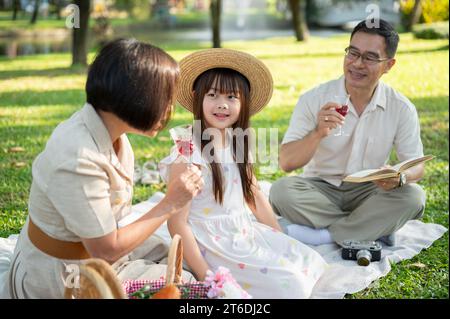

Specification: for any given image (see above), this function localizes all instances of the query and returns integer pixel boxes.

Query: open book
[343,155,434,183]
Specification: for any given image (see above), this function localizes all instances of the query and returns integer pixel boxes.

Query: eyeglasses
[344,47,391,65]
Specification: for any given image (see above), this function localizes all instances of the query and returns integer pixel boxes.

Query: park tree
[51,0,64,19]
[407,0,422,31]
[72,0,91,66]
[210,0,221,48]
[288,0,309,41]
[115,0,134,12]
[30,0,41,24]
[12,0,21,20]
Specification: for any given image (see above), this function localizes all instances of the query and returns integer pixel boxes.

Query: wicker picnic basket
[64,257,127,299]
[64,234,207,299]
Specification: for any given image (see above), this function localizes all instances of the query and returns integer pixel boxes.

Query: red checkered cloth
[123,277,210,299]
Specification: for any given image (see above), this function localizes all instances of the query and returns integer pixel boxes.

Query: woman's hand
[83,164,203,263]
[165,163,204,211]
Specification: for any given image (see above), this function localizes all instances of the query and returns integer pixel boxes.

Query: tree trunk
[55,0,62,20]
[407,0,422,31]
[210,0,221,48]
[288,0,309,42]
[12,0,21,21]
[30,0,41,24]
[72,0,91,66]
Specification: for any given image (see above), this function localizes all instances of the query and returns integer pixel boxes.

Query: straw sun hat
[176,48,273,116]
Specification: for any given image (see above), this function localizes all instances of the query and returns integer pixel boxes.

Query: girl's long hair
[192,68,255,207]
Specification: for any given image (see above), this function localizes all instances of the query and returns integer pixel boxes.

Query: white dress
[159,144,328,298]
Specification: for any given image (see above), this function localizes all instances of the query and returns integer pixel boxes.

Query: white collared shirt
[282,76,424,186]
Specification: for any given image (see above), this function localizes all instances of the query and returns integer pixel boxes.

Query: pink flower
[204,266,252,299]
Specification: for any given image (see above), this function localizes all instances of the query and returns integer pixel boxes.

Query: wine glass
[169,124,194,157]
[333,94,350,137]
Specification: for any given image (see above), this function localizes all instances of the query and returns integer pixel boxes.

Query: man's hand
[373,165,400,191]
[315,102,345,138]
[373,176,400,191]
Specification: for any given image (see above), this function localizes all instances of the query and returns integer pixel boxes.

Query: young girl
[160,49,327,298]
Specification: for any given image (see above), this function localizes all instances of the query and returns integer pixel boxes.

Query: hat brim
[176,48,273,116]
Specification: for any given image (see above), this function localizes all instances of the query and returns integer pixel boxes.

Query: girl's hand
[165,163,204,211]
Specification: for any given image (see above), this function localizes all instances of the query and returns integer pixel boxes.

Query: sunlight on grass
[0,34,448,298]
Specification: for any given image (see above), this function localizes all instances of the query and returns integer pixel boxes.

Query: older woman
[1,39,203,298]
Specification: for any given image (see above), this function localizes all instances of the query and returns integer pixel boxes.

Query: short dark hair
[86,38,179,131]
[351,19,399,58]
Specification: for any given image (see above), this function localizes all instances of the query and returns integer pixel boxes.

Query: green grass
[0,11,66,30]
[0,34,448,299]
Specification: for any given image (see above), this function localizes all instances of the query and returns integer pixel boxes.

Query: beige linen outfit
[1,103,192,299]
[269,77,426,244]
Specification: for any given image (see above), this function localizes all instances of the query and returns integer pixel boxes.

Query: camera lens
[356,250,372,266]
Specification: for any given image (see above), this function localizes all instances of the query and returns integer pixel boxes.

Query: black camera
[341,240,382,266]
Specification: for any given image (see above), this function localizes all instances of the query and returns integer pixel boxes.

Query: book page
[344,155,434,182]
[392,158,412,171]
[347,168,396,178]
[395,155,435,172]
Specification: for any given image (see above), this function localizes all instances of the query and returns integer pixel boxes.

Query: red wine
[336,105,349,117]
[175,139,194,156]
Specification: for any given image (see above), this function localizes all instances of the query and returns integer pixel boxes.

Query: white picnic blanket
[0,182,447,299]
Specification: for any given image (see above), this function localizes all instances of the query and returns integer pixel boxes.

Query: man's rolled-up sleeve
[282,93,317,145]
[394,102,424,162]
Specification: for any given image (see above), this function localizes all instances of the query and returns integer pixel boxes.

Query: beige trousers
[269,177,426,244]
[2,226,194,299]
[114,235,195,283]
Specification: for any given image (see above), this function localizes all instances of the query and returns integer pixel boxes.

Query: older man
[269,19,426,246]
